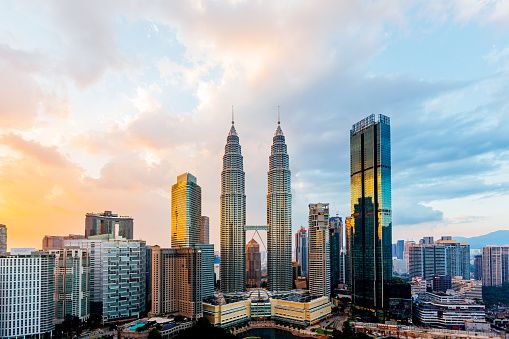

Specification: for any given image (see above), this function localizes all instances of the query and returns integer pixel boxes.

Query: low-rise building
[271,292,331,327]
[119,317,193,339]
[452,278,483,301]
[415,292,485,329]
[203,294,251,328]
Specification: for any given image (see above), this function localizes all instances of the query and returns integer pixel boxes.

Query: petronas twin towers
[220,116,292,293]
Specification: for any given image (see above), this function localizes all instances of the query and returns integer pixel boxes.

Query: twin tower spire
[220,107,292,293]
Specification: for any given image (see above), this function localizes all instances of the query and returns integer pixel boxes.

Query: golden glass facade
[171,173,201,248]
[349,114,392,311]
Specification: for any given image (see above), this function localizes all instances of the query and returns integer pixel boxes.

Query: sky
[1,0,509,251]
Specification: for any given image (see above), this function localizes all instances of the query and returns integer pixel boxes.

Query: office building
[42,234,85,250]
[482,245,509,287]
[329,215,344,289]
[349,114,392,310]
[345,217,353,287]
[246,239,261,288]
[396,240,404,260]
[50,247,90,322]
[403,240,415,273]
[196,243,215,299]
[452,277,483,301]
[151,245,203,319]
[432,275,452,293]
[145,245,152,315]
[65,237,146,322]
[85,210,133,240]
[267,118,292,292]
[308,203,331,297]
[220,120,246,293]
[436,237,470,280]
[171,173,201,248]
[415,292,485,329]
[409,236,470,281]
[474,254,482,280]
[295,226,308,277]
[199,216,210,244]
[0,224,6,256]
[0,251,55,338]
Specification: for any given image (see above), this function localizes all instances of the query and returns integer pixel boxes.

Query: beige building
[203,296,251,328]
[482,245,509,287]
[308,203,330,297]
[271,293,331,326]
[151,245,202,319]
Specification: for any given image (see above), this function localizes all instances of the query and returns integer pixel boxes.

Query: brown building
[42,234,85,250]
[151,245,202,319]
[199,216,209,244]
[246,239,261,288]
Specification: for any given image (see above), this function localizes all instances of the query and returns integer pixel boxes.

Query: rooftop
[351,114,390,135]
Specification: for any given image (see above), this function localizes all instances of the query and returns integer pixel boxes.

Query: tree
[148,328,163,339]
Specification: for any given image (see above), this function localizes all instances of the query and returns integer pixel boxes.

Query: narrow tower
[267,114,292,291]
[349,114,392,311]
[220,114,246,293]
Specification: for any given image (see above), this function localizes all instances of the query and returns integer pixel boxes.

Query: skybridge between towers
[245,225,268,231]
[245,225,268,252]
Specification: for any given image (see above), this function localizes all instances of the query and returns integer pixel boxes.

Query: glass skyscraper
[171,173,201,248]
[295,226,308,277]
[220,121,246,293]
[329,215,344,290]
[349,114,392,310]
[267,120,292,292]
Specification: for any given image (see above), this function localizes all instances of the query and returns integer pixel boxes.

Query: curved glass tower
[220,121,246,293]
[267,121,292,291]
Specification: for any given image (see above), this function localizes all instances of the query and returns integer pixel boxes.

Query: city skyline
[2,2,509,252]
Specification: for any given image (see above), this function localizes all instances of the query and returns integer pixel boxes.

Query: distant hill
[454,230,509,249]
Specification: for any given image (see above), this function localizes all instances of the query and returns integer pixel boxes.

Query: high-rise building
[220,120,246,293]
[171,173,201,248]
[64,237,146,322]
[345,217,353,288]
[409,236,470,281]
[42,234,85,250]
[403,240,415,274]
[50,247,90,323]
[295,227,308,277]
[0,251,55,338]
[349,114,392,310]
[85,211,133,240]
[329,215,344,289]
[474,254,482,281]
[482,245,509,287]
[246,239,262,288]
[409,242,446,280]
[0,224,6,256]
[196,243,215,299]
[151,245,203,319]
[436,237,470,280]
[199,216,210,244]
[145,245,153,314]
[309,203,331,297]
[267,119,292,292]
[396,240,404,260]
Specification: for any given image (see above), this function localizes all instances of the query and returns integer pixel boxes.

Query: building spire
[232,105,234,125]
[277,105,280,125]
